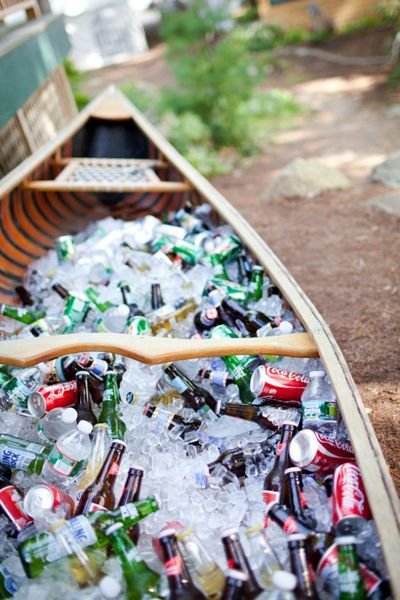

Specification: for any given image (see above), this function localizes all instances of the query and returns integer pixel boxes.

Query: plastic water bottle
[37,407,78,445]
[41,420,93,487]
[301,371,337,435]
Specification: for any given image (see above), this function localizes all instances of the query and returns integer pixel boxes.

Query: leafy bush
[63,59,90,111]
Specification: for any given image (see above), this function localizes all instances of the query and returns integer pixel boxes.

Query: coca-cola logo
[334,464,370,520]
[317,433,354,455]
[268,367,310,385]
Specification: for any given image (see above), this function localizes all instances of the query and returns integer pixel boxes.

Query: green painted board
[0,14,71,128]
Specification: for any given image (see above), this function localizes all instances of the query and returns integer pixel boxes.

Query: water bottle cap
[99,576,122,599]
[272,571,297,591]
[77,420,93,435]
[310,370,325,377]
[61,407,77,423]
[278,320,293,334]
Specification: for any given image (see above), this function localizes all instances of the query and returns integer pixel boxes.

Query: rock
[364,193,400,217]
[261,158,350,202]
[370,152,400,189]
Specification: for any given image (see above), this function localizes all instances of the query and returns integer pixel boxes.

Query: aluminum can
[333,463,372,535]
[28,380,78,417]
[289,429,355,473]
[250,365,310,404]
[55,235,75,263]
[23,483,75,518]
[0,485,33,531]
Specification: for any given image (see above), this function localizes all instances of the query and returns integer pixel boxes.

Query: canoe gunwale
[0,87,399,594]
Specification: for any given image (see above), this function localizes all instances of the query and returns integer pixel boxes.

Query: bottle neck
[95,443,125,490]
[104,373,118,405]
[222,535,261,593]
[119,469,143,506]
[76,374,91,408]
[52,283,69,299]
[151,284,165,310]
[160,537,188,592]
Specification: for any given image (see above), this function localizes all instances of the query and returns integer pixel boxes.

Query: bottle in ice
[0,434,49,475]
[37,407,78,445]
[76,441,126,514]
[118,281,145,318]
[118,466,144,544]
[77,423,109,494]
[41,420,93,486]
[0,303,45,325]
[98,370,126,441]
[336,536,366,600]
[176,527,225,599]
[244,524,282,588]
[220,403,279,431]
[105,522,160,599]
[301,371,337,435]
[221,570,248,600]
[75,371,97,426]
[0,367,42,412]
[263,423,297,506]
[221,528,264,599]
[0,562,18,598]
[287,534,317,600]
[158,529,207,599]
[163,363,221,418]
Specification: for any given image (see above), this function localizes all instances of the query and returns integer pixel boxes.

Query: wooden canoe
[0,87,399,593]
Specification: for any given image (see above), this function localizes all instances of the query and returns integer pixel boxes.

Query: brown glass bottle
[163,363,221,417]
[285,467,307,519]
[221,570,248,600]
[75,371,97,426]
[219,297,272,336]
[263,423,296,506]
[15,285,34,306]
[143,404,202,433]
[52,282,69,299]
[119,282,145,318]
[287,534,318,600]
[221,529,263,600]
[56,356,104,405]
[118,466,144,544]
[75,441,126,515]
[151,283,165,310]
[265,503,315,536]
[158,529,207,600]
[193,307,219,334]
[221,403,278,431]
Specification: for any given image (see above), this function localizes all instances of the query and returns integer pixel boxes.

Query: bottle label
[46,445,85,477]
[263,490,279,505]
[169,376,188,394]
[107,462,120,477]
[164,555,182,577]
[338,570,363,595]
[37,422,53,445]
[0,485,33,530]
[89,503,107,512]
[3,377,32,409]
[120,504,139,520]
[209,371,227,387]
[276,442,286,457]
[151,408,174,429]
[0,565,18,595]
[282,515,300,535]
[0,446,36,471]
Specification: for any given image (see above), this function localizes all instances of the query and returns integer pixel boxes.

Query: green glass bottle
[210,255,229,280]
[106,522,160,600]
[18,496,160,578]
[209,325,254,404]
[0,433,49,475]
[0,304,45,325]
[52,283,90,333]
[98,371,126,441]
[337,536,366,600]
[85,287,115,313]
[248,265,264,302]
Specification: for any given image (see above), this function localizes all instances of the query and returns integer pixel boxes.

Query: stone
[364,193,400,217]
[261,158,350,202]
[370,152,400,189]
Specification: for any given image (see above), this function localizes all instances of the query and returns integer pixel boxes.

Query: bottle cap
[99,576,122,599]
[60,407,77,424]
[111,440,127,448]
[77,420,93,435]
[158,527,177,539]
[335,535,357,545]
[76,370,89,378]
[287,533,307,542]
[105,522,123,536]
[272,571,297,591]
[284,466,302,474]
[128,465,144,474]
[221,527,239,538]
[310,370,325,377]
[226,569,248,581]
[278,320,293,335]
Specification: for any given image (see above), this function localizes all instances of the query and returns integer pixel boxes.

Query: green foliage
[236,5,260,24]
[388,63,400,87]
[63,58,90,111]
[117,81,156,118]
[377,0,400,28]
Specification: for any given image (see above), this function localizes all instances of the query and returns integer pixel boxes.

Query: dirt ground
[85,29,400,492]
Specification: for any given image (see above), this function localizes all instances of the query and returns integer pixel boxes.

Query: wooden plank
[23,180,191,193]
[51,157,168,168]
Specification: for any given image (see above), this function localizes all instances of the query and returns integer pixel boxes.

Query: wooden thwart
[23,180,191,193]
[0,332,319,367]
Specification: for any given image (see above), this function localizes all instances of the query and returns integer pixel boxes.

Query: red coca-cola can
[250,366,309,404]
[23,483,75,518]
[0,485,33,531]
[332,463,371,535]
[289,430,355,473]
[28,380,78,417]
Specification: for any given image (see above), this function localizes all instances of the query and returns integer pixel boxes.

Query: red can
[289,430,355,473]
[332,463,371,535]
[23,483,75,518]
[28,380,78,417]
[250,366,309,404]
[0,485,33,531]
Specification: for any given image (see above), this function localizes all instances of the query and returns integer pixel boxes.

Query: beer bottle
[221,528,263,600]
[163,363,220,418]
[287,534,318,600]
[248,265,264,302]
[197,369,234,388]
[265,504,315,537]
[336,536,366,600]
[210,254,229,280]
[76,441,126,515]
[148,282,173,335]
[263,423,297,506]
[221,570,248,600]
[158,529,207,599]
[55,354,105,405]
[85,287,115,313]
[236,254,252,285]
[285,467,307,520]
[143,404,202,435]
[176,527,225,599]
[193,307,219,334]
[75,371,97,426]
[0,303,45,325]
[244,524,282,588]
[77,423,109,493]
[118,281,145,318]
[15,285,34,306]
[98,370,126,441]
[118,466,144,544]
[209,326,254,404]
[77,354,108,379]
[105,522,160,599]
[221,403,279,431]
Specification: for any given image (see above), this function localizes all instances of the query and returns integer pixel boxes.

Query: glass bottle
[77,423,109,493]
[244,525,282,588]
[118,466,144,544]
[220,404,279,431]
[98,371,126,441]
[75,371,97,426]
[263,423,297,506]
[336,536,366,600]
[221,529,263,600]
[0,303,45,325]
[221,569,247,600]
[0,433,49,475]
[163,363,220,418]
[118,281,145,318]
[287,534,317,600]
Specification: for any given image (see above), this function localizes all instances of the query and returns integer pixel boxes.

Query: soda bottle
[0,434,49,475]
[163,363,220,418]
[77,423,109,494]
[221,528,263,599]
[0,303,45,325]
[75,371,97,427]
[301,371,337,435]
[0,367,43,412]
[98,371,126,441]
[158,529,207,599]
[41,420,93,486]
[18,496,160,578]
[336,536,366,600]
[221,569,248,600]
[118,466,144,544]
[244,524,282,587]
[263,423,297,506]
[287,534,317,599]
[76,441,126,514]
[37,407,78,445]
[105,522,160,599]
[176,527,225,599]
